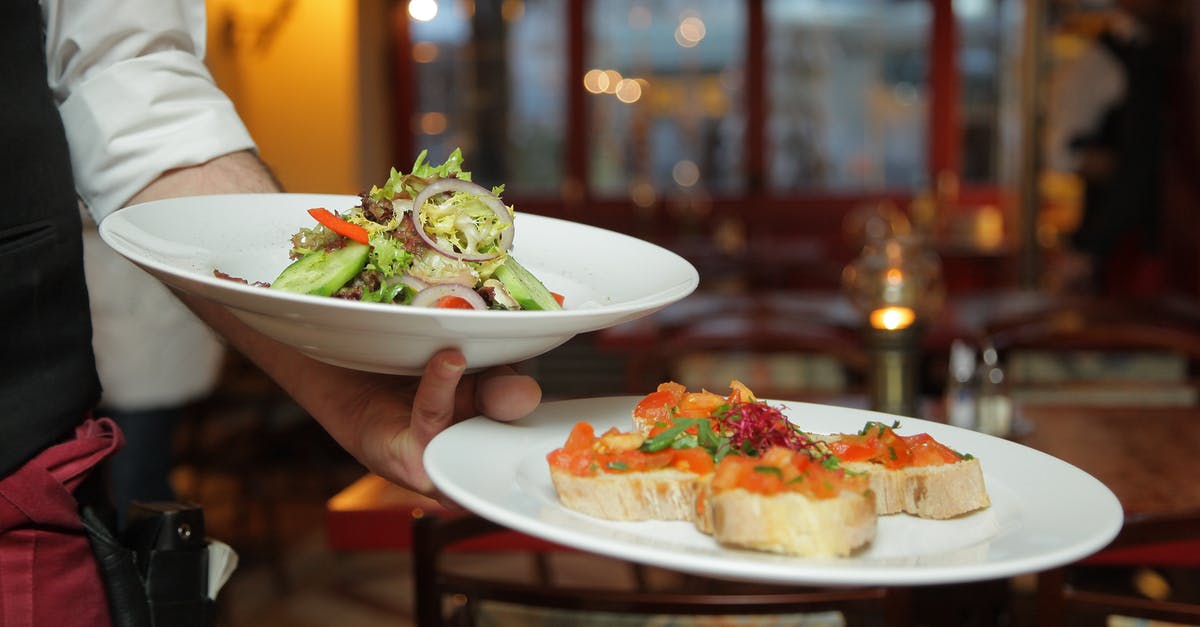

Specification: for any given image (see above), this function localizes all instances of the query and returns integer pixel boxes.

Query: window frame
[390,0,1013,290]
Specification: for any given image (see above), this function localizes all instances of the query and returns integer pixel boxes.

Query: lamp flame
[869,306,916,331]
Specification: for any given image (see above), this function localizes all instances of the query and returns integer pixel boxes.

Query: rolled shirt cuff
[59,50,257,222]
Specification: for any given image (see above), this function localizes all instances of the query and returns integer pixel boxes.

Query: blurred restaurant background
[149,0,1200,625]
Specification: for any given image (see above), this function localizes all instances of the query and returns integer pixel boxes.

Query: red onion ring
[388,272,428,293]
[406,253,478,287]
[410,284,488,310]
[390,198,414,217]
[410,178,514,262]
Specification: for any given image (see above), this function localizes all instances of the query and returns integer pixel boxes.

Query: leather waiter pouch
[123,500,217,627]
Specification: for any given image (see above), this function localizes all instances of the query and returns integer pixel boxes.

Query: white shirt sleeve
[41,0,257,222]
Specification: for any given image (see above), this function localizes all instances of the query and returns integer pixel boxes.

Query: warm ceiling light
[408,0,438,22]
[614,78,642,103]
[672,160,700,188]
[601,70,622,94]
[583,69,605,94]
[675,16,706,47]
[630,181,656,208]
[412,41,439,63]
[418,112,447,135]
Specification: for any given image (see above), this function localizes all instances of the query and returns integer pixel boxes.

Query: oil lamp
[842,234,944,416]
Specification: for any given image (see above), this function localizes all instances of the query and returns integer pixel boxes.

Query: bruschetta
[546,381,989,559]
[818,421,990,519]
[704,446,876,557]
[546,421,715,521]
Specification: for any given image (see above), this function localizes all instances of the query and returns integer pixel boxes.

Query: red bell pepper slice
[308,207,370,246]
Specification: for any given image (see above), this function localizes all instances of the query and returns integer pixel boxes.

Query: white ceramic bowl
[99,193,699,374]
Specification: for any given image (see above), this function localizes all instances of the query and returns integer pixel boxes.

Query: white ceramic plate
[425,397,1123,586]
[99,193,698,374]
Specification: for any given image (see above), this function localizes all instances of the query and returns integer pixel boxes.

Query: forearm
[124,150,373,438]
[124,150,283,369]
[123,150,283,203]
[175,292,376,444]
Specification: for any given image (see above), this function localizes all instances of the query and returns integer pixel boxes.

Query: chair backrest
[1037,510,1200,626]
[981,298,1200,406]
[411,513,909,627]
[624,308,869,401]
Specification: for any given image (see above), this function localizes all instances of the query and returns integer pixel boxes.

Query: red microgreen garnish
[716,401,816,456]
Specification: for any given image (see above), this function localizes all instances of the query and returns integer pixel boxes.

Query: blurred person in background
[1042,0,1187,296]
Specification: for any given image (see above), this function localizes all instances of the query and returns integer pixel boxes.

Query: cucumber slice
[493,256,561,310]
[270,242,369,296]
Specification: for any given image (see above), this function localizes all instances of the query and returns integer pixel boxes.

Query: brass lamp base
[861,323,923,417]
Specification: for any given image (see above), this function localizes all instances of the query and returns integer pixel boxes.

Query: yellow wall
[205,0,392,195]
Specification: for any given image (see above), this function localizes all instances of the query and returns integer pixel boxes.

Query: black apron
[0,0,102,478]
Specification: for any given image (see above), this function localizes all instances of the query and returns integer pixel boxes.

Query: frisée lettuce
[260,149,561,311]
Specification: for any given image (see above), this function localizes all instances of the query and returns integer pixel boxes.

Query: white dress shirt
[41,0,256,222]
[40,1,256,409]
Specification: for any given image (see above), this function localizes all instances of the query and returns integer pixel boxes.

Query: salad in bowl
[251,148,561,311]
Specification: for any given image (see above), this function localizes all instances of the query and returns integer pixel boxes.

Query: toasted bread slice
[547,421,716,522]
[549,466,703,521]
[814,423,990,519]
[709,487,876,557]
[692,475,716,535]
[840,457,989,519]
[701,447,876,557]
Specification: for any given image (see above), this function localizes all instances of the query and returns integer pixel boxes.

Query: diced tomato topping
[637,450,674,471]
[674,391,725,418]
[711,447,865,499]
[827,424,962,469]
[562,422,595,452]
[633,390,677,428]
[547,420,717,477]
[545,448,592,475]
[726,380,757,404]
[743,466,782,494]
[826,436,877,463]
[906,433,962,466]
[672,447,715,474]
[435,296,475,309]
[656,381,687,397]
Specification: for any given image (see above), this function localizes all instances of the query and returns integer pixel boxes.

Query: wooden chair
[983,297,1200,406]
[980,297,1200,625]
[412,512,911,627]
[1035,511,1200,627]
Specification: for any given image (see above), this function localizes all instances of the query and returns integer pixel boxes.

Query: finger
[388,350,468,494]
[433,491,465,511]
[409,349,468,446]
[476,367,542,422]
